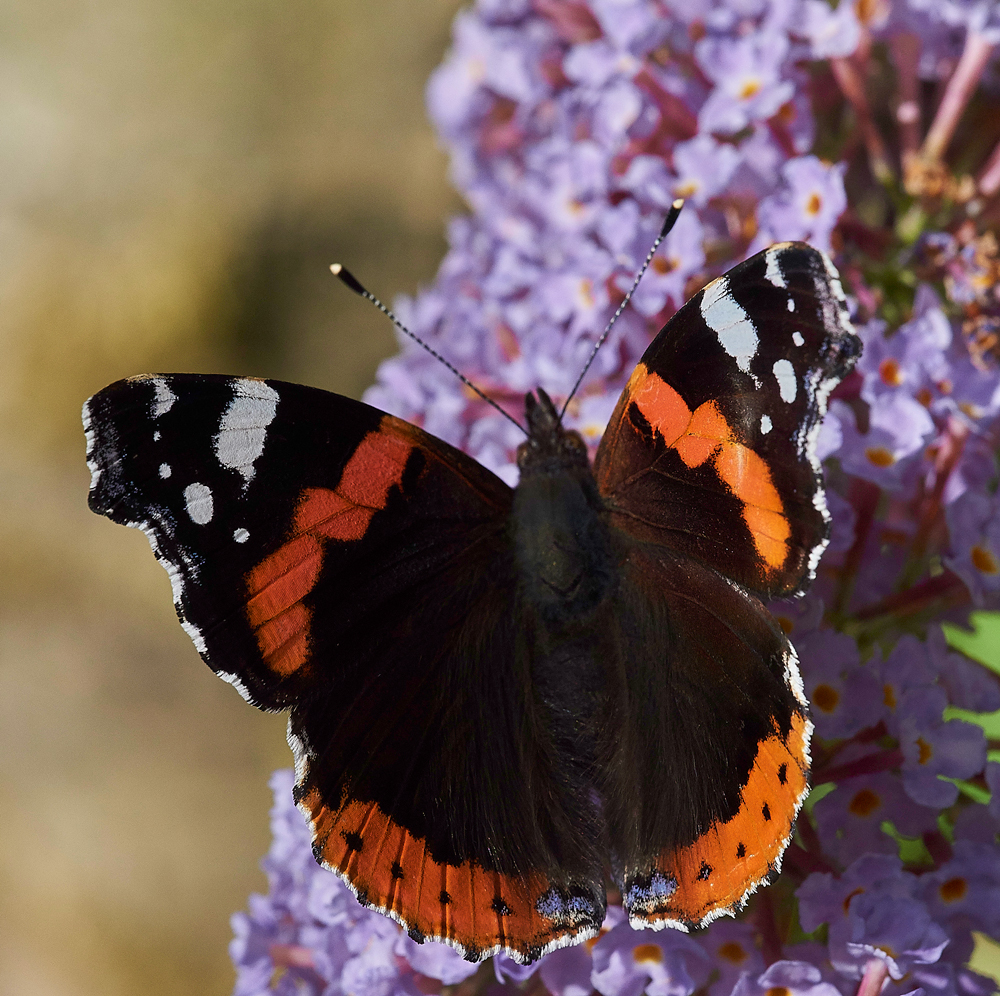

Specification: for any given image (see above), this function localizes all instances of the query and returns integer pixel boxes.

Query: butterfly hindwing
[595,242,860,598]
[601,540,811,929]
[85,373,605,962]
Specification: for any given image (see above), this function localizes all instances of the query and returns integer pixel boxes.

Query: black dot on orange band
[778,763,788,785]
[697,862,712,881]
[439,890,452,905]
[343,830,364,852]
[762,802,771,822]
[736,842,746,858]
[492,896,513,916]
[408,926,426,943]
[391,861,405,879]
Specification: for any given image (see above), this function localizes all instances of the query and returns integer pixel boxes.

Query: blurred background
[0,1,465,992]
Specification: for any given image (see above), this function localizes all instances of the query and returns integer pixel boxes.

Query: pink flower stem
[890,32,922,164]
[857,958,890,996]
[831,51,893,182]
[754,887,783,966]
[922,31,997,162]
[852,570,970,630]
[978,138,1000,197]
[899,416,968,590]
[814,748,904,785]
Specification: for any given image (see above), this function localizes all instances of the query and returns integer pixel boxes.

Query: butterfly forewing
[595,242,860,599]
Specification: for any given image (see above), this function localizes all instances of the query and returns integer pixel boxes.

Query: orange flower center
[633,943,663,964]
[718,942,749,964]
[972,545,999,575]
[865,446,896,467]
[812,683,840,712]
[879,358,903,386]
[917,736,933,765]
[849,788,881,817]
[939,877,968,903]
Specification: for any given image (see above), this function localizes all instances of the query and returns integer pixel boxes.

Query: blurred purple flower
[731,961,842,996]
[947,489,1000,603]
[695,31,794,135]
[755,156,847,252]
[927,626,1000,712]
[697,920,765,996]
[897,686,987,807]
[795,629,883,739]
[235,1,1000,994]
[590,921,711,996]
[835,392,936,491]
[812,770,939,866]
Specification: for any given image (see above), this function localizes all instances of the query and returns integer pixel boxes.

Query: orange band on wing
[626,710,810,928]
[629,364,790,572]
[244,424,412,676]
[299,789,592,961]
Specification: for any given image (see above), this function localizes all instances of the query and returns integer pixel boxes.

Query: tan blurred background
[0,1,464,992]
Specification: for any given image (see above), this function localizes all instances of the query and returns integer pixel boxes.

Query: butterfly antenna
[559,199,685,420]
[331,264,527,435]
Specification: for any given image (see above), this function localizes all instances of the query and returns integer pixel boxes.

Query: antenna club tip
[330,262,368,298]
[658,200,685,240]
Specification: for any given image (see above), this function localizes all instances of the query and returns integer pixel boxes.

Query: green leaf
[939,775,992,805]
[883,820,934,865]
[803,781,837,813]
[942,612,1000,677]
[943,706,1000,739]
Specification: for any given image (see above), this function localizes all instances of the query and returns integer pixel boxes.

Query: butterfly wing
[592,244,858,927]
[603,542,810,929]
[85,374,604,962]
[594,242,860,599]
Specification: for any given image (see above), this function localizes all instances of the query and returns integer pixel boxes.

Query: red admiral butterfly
[84,240,859,963]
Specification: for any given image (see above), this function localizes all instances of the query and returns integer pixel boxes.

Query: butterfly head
[517,388,589,476]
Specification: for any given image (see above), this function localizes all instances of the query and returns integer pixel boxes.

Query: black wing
[85,374,604,962]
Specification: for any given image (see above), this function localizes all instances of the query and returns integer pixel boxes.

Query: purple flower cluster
[231,1,1000,994]
[364,0,855,483]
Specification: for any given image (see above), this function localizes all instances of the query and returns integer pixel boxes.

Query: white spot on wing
[787,298,796,313]
[700,276,760,381]
[765,247,786,288]
[151,378,177,418]
[792,331,804,346]
[233,527,249,543]
[153,430,161,441]
[184,482,214,524]
[760,414,772,434]
[159,463,171,478]
[773,359,797,402]
[215,379,279,485]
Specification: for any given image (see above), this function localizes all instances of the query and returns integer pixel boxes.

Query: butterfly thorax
[513,389,615,625]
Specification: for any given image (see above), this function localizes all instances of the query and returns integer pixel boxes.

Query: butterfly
[84,240,860,963]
